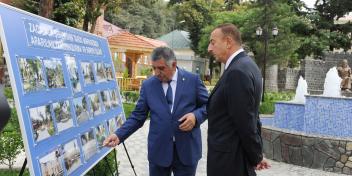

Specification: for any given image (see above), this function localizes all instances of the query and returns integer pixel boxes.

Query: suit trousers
[149,143,198,176]
[207,146,252,176]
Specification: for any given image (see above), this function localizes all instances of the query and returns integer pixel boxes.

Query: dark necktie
[166,81,173,111]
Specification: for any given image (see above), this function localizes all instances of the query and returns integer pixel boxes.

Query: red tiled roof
[135,35,168,47]
[108,31,155,49]
[101,20,124,37]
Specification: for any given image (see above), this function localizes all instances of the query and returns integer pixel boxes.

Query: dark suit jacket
[207,52,263,176]
[116,68,208,167]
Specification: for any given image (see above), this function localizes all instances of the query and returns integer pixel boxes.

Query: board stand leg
[19,158,27,176]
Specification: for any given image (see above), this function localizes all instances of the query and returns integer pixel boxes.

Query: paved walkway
[116,120,345,176]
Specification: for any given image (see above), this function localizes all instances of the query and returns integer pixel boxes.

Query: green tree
[12,0,39,14]
[199,0,306,68]
[292,0,352,58]
[105,0,175,38]
[224,0,240,11]
[11,0,82,27]
[0,88,23,170]
[173,0,215,54]
[52,0,83,27]
[0,131,24,170]
[313,0,352,51]
[12,0,119,31]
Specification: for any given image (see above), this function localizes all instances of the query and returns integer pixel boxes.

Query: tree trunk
[39,0,54,18]
[83,0,95,31]
[89,20,97,33]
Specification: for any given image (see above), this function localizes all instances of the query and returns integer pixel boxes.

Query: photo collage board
[0,3,126,176]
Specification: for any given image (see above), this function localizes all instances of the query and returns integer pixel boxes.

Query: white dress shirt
[225,48,244,70]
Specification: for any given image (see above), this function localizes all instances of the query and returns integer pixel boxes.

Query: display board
[0,3,126,176]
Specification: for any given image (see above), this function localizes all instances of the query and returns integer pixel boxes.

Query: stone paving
[116,120,345,176]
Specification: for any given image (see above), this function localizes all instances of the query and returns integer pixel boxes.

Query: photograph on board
[110,89,120,108]
[95,124,107,149]
[39,149,64,176]
[18,57,46,92]
[81,62,95,84]
[28,105,55,143]
[53,100,73,132]
[88,93,102,116]
[65,55,81,93]
[61,139,81,175]
[80,129,98,161]
[104,63,114,81]
[100,90,111,111]
[73,96,90,125]
[95,62,106,82]
[115,114,125,129]
[107,118,117,135]
[43,59,66,89]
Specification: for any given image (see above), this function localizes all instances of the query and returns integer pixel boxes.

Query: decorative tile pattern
[304,96,352,137]
[274,102,305,131]
[272,96,352,138]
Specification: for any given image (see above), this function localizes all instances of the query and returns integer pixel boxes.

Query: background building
[157,30,207,76]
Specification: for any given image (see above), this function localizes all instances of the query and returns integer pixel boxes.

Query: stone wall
[302,52,352,92]
[265,65,278,92]
[302,59,332,91]
[262,127,352,175]
[265,52,352,92]
[277,67,300,91]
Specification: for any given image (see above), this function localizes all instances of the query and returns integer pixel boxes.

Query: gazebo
[94,13,166,79]
[93,10,167,90]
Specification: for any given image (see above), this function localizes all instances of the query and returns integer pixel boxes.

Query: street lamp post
[256,25,278,102]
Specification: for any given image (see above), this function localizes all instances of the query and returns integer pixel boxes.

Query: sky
[302,0,315,8]
[301,0,352,18]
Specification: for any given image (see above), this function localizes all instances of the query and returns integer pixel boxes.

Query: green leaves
[199,1,306,68]
[0,132,24,164]
[105,0,175,38]
[53,1,83,27]
[174,0,214,54]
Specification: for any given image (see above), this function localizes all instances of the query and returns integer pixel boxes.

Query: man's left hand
[179,113,196,131]
[255,158,271,170]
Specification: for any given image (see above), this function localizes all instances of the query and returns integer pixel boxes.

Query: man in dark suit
[206,23,270,176]
[103,47,208,176]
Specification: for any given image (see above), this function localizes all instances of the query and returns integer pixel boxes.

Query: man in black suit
[206,23,270,176]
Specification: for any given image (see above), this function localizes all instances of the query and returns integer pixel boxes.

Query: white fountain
[323,67,342,97]
[292,76,308,103]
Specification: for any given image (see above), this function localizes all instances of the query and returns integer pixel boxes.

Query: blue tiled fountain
[261,70,352,175]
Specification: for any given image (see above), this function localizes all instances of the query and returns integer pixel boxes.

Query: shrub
[0,131,24,170]
[0,87,24,170]
[259,92,294,114]
[4,87,13,100]
[85,150,119,176]
[121,91,139,104]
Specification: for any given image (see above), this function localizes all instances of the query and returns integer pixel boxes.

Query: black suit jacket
[207,51,263,176]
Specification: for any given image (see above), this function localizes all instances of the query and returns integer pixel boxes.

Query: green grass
[0,169,30,176]
[123,103,135,118]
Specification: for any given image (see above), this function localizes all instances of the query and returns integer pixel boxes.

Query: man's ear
[172,60,177,68]
[226,36,233,49]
